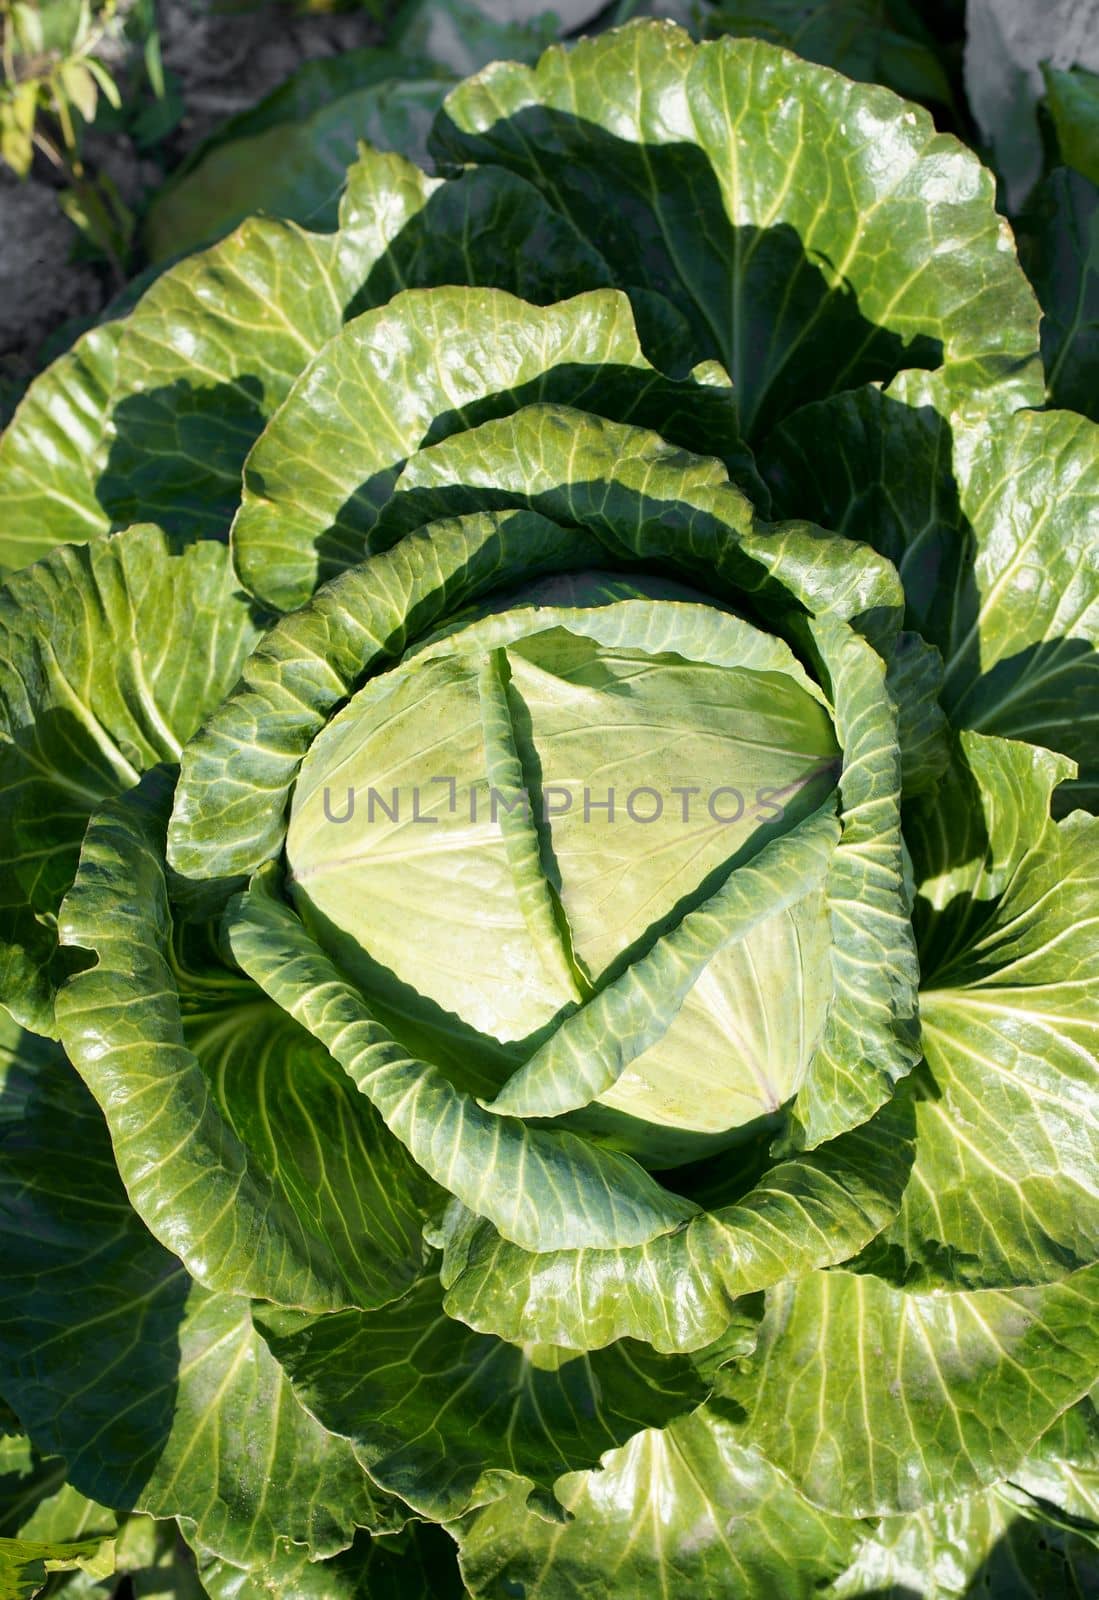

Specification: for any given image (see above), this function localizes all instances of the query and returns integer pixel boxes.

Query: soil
[0,168,106,384]
[0,1,383,390]
[157,1,381,155]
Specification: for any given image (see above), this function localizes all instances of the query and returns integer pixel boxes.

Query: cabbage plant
[1,21,1098,1599]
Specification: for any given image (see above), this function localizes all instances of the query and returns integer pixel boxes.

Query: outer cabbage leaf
[887,629,950,796]
[0,324,120,576]
[393,0,560,80]
[1044,64,1099,188]
[781,611,918,1149]
[762,372,1099,807]
[1011,1389,1099,1525]
[430,1087,912,1354]
[870,732,1099,1288]
[0,180,367,557]
[1017,167,1099,422]
[0,1461,205,1600]
[143,74,453,264]
[433,21,1043,436]
[230,285,754,611]
[1,145,616,565]
[831,1483,1099,1598]
[252,1272,707,1523]
[362,406,897,628]
[0,1011,402,1575]
[0,526,262,1034]
[0,1430,117,1597]
[55,773,439,1311]
[100,154,455,543]
[719,1263,1099,1515]
[0,1534,114,1598]
[701,0,958,110]
[196,1523,465,1600]
[453,1415,858,1600]
[142,48,445,258]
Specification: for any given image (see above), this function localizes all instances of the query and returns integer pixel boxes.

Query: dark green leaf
[1018,167,1099,422]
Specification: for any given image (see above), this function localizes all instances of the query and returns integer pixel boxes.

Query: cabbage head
[1,22,1098,1600]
